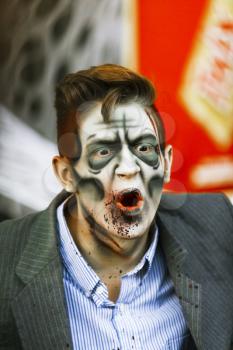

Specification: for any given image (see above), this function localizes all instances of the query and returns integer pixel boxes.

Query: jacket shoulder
[0,212,39,248]
[158,192,233,257]
[160,192,233,219]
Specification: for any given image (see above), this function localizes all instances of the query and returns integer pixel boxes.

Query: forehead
[78,102,156,142]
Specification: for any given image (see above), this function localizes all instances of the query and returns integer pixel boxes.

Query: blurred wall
[0,0,125,220]
[0,0,122,141]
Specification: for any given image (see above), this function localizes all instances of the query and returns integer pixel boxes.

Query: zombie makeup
[127,134,160,169]
[87,134,121,172]
[71,102,170,240]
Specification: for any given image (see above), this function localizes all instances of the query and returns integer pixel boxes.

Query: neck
[64,196,151,276]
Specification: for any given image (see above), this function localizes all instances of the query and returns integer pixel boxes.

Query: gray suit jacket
[0,192,233,350]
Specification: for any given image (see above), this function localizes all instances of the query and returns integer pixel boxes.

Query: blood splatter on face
[71,102,171,240]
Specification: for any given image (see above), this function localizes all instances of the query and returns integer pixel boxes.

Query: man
[0,64,232,350]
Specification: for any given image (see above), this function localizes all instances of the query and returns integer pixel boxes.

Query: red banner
[137,0,233,199]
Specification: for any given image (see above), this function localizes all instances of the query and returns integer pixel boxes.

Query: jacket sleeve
[0,219,26,349]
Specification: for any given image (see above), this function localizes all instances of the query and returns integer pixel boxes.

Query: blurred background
[0,0,232,220]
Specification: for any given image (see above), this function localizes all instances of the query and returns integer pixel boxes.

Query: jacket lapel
[158,212,201,349]
[158,194,233,350]
[12,191,73,350]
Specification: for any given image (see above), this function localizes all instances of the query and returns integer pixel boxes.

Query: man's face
[70,102,172,240]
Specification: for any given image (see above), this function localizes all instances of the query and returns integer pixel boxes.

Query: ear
[163,145,173,183]
[52,156,76,193]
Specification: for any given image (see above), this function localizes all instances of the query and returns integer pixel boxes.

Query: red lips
[115,189,144,212]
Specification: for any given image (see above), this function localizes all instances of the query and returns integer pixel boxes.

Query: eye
[133,142,160,167]
[135,143,154,154]
[94,147,112,158]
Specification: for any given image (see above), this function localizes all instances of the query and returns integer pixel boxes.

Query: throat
[66,198,150,280]
[100,273,122,303]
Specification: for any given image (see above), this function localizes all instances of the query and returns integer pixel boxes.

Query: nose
[115,145,140,178]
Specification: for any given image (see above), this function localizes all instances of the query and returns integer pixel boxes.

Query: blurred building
[0,0,136,220]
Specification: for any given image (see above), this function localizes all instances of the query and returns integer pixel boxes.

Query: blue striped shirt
[57,200,189,350]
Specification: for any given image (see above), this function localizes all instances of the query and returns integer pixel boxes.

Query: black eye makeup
[87,142,121,170]
[129,135,161,168]
[86,133,161,171]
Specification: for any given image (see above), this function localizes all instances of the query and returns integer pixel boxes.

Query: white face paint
[72,102,170,239]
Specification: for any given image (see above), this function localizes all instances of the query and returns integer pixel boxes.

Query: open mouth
[115,189,144,214]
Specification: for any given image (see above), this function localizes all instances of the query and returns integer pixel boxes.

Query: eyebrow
[96,118,135,125]
[87,132,157,147]
[87,138,121,145]
[127,133,158,144]
[95,119,139,131]
[86,132,121,145]
[87,134,97,141]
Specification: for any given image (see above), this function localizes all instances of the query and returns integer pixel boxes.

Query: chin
[102,216,150,240]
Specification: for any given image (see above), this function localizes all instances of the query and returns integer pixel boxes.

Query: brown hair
[55,64,165,158]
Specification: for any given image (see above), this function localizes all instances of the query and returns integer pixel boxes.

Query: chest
[63,265,190,350]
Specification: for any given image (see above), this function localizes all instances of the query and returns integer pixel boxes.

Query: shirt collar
[56,199,159,296]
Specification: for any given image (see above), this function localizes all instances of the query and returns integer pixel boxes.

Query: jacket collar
[15,191,69,284]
